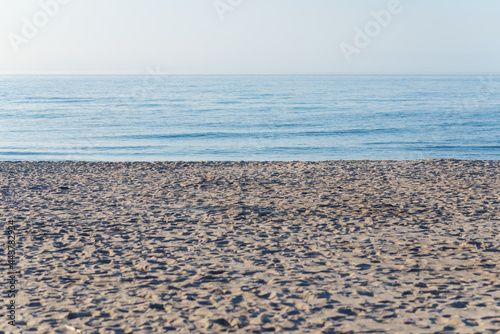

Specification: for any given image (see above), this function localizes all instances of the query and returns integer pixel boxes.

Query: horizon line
[1,72,500,76]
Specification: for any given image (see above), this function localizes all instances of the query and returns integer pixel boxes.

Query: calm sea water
[1,75,499,161]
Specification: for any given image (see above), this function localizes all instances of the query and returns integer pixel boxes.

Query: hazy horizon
[1,0,500,75]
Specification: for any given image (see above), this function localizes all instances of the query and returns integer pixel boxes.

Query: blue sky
[1,0,499,74]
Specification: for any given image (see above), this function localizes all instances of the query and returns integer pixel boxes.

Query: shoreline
[1,160,500,333]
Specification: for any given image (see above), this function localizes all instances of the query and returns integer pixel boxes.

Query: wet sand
[1,160,500,333]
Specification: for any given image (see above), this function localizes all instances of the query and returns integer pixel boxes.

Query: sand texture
[1,160,500,333]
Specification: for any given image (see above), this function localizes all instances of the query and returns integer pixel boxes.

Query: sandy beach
[1,159,500,333]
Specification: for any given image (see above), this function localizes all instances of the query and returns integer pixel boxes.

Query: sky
[0,0,499,74]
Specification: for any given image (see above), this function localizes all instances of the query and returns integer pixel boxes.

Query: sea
[1,75,499,161]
